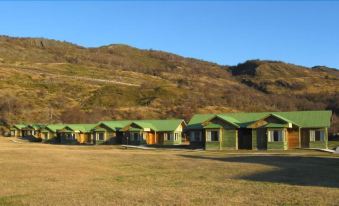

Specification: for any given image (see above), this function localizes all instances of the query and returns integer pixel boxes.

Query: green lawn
[1,137,339,206]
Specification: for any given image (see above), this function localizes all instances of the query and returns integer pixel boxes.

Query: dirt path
[13,66,141,87]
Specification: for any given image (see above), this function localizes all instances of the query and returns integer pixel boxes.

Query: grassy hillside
[0,36,338,133]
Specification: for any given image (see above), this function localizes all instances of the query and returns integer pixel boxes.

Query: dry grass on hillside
[1,137,339,206]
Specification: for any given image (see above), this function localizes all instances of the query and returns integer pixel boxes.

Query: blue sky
[0,1,338,68]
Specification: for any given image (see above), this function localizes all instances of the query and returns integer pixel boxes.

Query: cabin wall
[221,129,237,150]
[267,128,288,150]
[301,128,328,149]
[204,128,237,150]
[205,128,220,150]
[42,131,58,143]
[162,131,182,145]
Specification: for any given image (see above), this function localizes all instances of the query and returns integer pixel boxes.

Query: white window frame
[164,133,169,141]
[268,129,284,142]
[207,130,219,142]
[174,133,178,141]
[310,129,325,142]
[97,132,105,141]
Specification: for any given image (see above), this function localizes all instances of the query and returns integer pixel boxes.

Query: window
[211,131,219,141]
[164,133,170,141]
[310,130,324,142]
[174,133,178,141]
[97,133,104,141]
[268,130,283,142]
[207,130,219,142]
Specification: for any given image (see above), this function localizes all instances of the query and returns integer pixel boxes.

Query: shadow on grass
[179,154,339,188]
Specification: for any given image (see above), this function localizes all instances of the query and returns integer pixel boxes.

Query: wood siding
[287,128,299,149]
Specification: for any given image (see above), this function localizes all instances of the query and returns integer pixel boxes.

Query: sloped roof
[187,110,332,129]
[203,115,240,128]
[22,124,46,130]
[98,120,133,131]
[121,119,185,132]
[61,124,97,133]
[45,124,66,133]
[203,123,223,129]
[12,124,27,130]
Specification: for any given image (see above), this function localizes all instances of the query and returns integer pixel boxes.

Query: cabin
[91,120,131,144]
[10,124,27,137]
[21,124,45,139]
[186,110,332,150]
[57,124,96,144]
[39,124,66,142]
[121,119,186,145]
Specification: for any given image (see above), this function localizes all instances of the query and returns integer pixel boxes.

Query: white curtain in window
[279,130,283,141]
[310,130,315,142]
[206,131,211,142]
[170,133,173,141]
[268,131,273,142]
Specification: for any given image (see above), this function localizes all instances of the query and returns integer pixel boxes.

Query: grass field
[1,137,339,206]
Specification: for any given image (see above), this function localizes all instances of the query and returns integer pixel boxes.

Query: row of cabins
[10,119,186,146]
[10,110,333,150]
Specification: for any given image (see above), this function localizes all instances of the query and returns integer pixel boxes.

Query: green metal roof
[187,110,332,129]
[63,124,97,133]
[12,124,27,130]
[203,123,223,129]
[45,124,66,133]
[133,119,185,132]
[98,120,132,131]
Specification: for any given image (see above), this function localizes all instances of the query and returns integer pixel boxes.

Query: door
[238,128,252,149]
[147,133,155,144]
[301,129,310,148]
[257,128,267,150]
[287,128,299,149]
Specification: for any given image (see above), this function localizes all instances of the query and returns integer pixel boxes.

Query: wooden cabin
[39,124,66,142]
[91,121,130,144]
[20,124,45,139]
[121,119,186,145]
[10,124,27,137]
[186,111,332,150]
[57,124,96,144]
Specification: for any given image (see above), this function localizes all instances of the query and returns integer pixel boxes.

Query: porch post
[219,128,222,150]
[298,127,301,148]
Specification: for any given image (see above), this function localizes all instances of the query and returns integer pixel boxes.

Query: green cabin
[186,110,332,150]
[121,119,186,145]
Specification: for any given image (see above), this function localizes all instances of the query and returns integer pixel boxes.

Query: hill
[0,36,338,133]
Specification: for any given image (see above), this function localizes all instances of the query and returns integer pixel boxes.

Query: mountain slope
[0,36,338,133]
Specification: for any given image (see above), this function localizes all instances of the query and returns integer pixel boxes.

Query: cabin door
[257,128,267,150]
[147,133,156,144]
[301,130,310,148]
[238,128,252,149]
[287,128,299,149]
